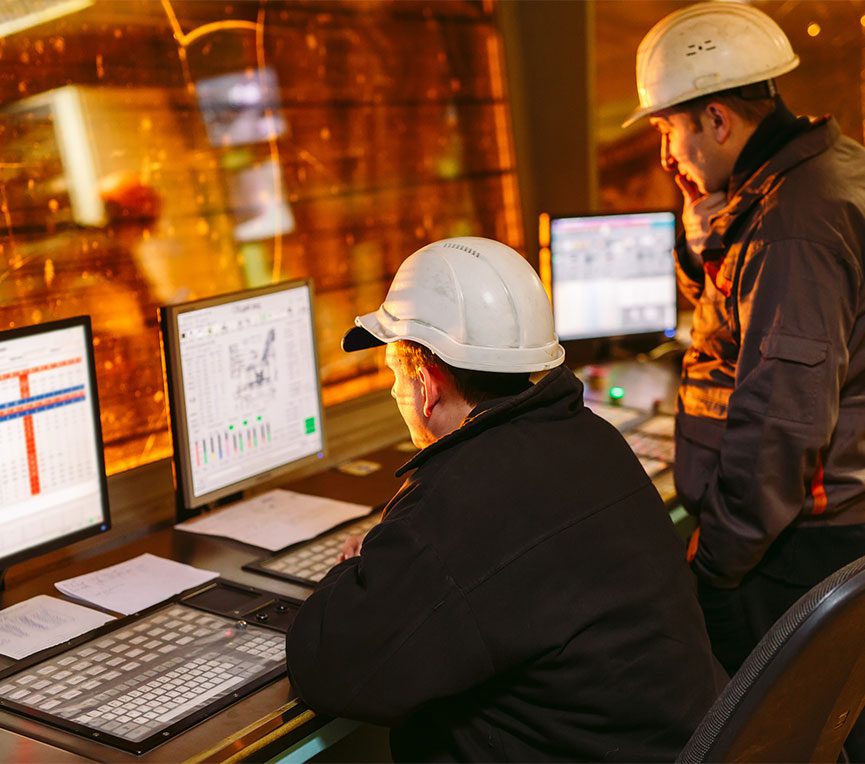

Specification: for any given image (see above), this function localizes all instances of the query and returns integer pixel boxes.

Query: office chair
[678,555,865,763]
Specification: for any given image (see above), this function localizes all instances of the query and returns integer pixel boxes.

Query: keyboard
[589,402,676,484]
[246,511,380,586]
[0,587,294,754]
[587,401,646,430]
[635,412,675,438]
[625,431,675,464]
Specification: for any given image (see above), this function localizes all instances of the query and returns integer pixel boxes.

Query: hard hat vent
[686,40,716,56]
[441,240,482,258]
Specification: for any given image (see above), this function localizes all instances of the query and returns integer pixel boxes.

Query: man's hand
[675,174,726,261]
[338,534,363,562]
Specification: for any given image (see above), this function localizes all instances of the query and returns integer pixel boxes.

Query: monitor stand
[175,490,244,523]
[564,333,686,370]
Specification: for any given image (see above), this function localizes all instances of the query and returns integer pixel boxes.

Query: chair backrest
[678,555,865,763]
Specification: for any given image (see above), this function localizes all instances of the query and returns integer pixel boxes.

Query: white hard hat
[623,1,799,127]
[342,236,565,373]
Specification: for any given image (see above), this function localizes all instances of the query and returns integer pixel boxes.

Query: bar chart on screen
[176,286,323,499]
[0,325,105,560]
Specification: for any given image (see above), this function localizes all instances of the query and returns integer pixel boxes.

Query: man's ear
[417,364,443,418]
[704,102,733,144]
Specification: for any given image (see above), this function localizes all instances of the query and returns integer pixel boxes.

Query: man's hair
[678,81,778,131]
[394,340,530,406]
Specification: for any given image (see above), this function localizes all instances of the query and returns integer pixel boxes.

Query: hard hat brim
[343,309,565,372]
[341,324,385,352]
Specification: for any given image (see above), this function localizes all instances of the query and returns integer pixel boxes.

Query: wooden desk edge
[184,699,321,764]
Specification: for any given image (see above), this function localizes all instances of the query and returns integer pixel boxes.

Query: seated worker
[286,237,726,762]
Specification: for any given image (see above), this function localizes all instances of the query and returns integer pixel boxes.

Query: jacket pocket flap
[759,333,828,366]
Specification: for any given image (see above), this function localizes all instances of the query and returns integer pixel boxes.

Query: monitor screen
[0,316,110,570]
[195,67,286,148]
[161,280,325,512]
[549,211,677,342]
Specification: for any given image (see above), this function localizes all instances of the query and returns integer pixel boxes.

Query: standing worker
[286,236,725,762]
[625,1,865,677]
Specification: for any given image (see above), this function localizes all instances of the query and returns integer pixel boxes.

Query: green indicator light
[243,420,248,426]
[229,424,234,431]
[257,415,262,421]
[609,385,625,401]
[304,416,316,434]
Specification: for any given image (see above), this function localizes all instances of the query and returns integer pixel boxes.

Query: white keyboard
[0,603,284,750]
[254,513,380,584]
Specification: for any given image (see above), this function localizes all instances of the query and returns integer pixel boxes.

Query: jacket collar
[395,365,583,476]
[704,115,837,251]
[727,98,808,197]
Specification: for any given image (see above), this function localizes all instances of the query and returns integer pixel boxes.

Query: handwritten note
[55,554,218,615]
[175,489,372,551]
[0,595,115,660]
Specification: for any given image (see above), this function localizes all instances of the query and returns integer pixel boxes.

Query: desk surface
[0,360,681,763]
[0,443,412,763]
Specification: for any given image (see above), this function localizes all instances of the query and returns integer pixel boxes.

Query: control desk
[0,444,409,764]
[0,359,685,763]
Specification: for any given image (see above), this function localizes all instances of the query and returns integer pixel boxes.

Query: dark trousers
[698,572,810,676]
[697,525,865,760]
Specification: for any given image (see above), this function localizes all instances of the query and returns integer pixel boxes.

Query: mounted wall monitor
[160,280,326,517]
[0,316,111,573]
[543,211,677,362]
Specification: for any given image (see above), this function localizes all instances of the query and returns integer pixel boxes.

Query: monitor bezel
[160,279,327,514]
[0,315,111,572]
[545,209,679,345]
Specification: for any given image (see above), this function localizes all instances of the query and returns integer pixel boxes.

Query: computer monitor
[160,280,326,516]
[0,316,111,575]
[545,211,677,355]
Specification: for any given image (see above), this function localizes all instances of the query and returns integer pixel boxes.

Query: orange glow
[807,22,821,37]
[255,4,284,283]
[538,212,550,248]
[538,214,551,299]
[539,248,552,302]
[486,35,523,248]
[161,1,282,281]
[2,1,518,477]
[321,369,394,408]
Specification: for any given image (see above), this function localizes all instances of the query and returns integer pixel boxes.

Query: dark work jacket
[674,116,865,589]
[286,365,726,762]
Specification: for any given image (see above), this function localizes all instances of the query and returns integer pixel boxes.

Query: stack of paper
[55,553,219,615]
[0,595,115,660]
[175,489,372,551]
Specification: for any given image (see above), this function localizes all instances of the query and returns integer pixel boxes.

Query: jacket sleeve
[691,238,860,588]
[674,231,705,306]
[285,502,495,725]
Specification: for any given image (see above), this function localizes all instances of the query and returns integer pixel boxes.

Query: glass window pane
[0,0,521,473]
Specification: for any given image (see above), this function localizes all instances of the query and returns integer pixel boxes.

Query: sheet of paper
[175,489,373,551]
[0,595,115,660]
[55,553,218,615]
